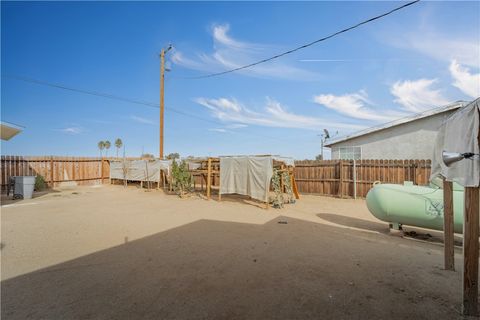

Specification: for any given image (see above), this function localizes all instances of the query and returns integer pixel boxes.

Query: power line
[188,0,421,79]
[2,74,285,142]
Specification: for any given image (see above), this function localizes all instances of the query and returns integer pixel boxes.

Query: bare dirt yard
[0,184,467,319]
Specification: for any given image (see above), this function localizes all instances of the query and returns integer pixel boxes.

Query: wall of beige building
[329,111,457,160]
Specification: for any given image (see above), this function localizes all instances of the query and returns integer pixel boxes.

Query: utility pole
[159,44,172,159]
[321,138,324,160]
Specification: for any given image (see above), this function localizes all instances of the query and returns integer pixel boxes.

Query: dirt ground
[0,184,470,319]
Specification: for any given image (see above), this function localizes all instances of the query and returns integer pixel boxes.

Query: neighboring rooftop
[324,101,468,147]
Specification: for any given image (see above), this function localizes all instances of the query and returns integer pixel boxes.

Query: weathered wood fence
[1,156,432,198]
[294,159,431,198]
[1,156,110,191]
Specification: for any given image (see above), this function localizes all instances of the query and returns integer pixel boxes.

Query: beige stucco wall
[328,111,457,160]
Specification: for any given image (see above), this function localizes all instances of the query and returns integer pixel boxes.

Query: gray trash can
[13,176,36,199]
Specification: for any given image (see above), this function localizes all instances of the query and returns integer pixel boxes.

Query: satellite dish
[323,129,330,139]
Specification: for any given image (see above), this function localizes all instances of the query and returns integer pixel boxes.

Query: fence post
[338,160,343,198]
[412,160,417,185]
[206,158,212,199]
[50,156,54,188]
[443,179,454,271]
[353,159,357,199]
[101,157,104,184]
[463,187,479,316]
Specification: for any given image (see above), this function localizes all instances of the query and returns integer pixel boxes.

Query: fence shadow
[0,189,60,206]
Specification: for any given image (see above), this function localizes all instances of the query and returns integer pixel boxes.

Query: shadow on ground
[0,189,60,206]
[317,213,464,247]
[317,212,390,234]
[1,217,463,320]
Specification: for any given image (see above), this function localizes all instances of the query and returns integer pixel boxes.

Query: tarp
[220,156,273,202]
[430,98,480,187]
[110,159,171,182]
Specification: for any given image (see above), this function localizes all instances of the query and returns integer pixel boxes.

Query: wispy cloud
[390,78,450,112]
[208,128,228,133]
[313,90,405,122]
[194,97,363,130]
[130,115,155,125]
[60,127,83,135]
[171,23,318,80]
[53,124,85,135]
[226,123,248,129]
[449,60,480,99]
[55,126,84,135]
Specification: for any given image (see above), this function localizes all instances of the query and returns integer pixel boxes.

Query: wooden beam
[206,158,212,200]
[338,160,344,198]
[159,49,165,159]
[463,187,479,316]
[443,179,455,271]
[218,171,222,201]
[291,173,300,200]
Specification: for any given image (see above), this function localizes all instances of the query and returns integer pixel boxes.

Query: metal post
[321,138,324,160]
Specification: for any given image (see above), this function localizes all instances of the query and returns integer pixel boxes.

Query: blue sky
[1,1,479,159]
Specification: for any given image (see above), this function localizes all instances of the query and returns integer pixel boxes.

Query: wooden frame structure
[188,156,300,208]
[440,110,479,316]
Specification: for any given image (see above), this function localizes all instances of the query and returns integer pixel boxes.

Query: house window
[332,146,362,160]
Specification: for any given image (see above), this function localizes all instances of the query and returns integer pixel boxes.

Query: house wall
[328,111,456,160]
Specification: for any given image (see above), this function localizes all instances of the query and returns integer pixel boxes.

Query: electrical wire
[187,0,421,79]
[2,74,285,142]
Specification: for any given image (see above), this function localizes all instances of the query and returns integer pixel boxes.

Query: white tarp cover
[430,98,480,187]
[110,159,171,182]
[220,156,273,202]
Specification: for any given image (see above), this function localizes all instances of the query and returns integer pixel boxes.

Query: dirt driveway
[1,185,466,319]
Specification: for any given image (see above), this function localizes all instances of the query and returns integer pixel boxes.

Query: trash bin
[13,176,36,199]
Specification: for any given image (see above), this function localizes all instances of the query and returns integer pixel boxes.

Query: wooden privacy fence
[1,156,432,198]
[1,156,110,191]
[294,159,432,198]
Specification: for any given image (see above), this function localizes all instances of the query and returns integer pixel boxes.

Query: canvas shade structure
[189,155,299,208]
[110,159,171,188]
[431,98,480,186]
[219,156,274,202]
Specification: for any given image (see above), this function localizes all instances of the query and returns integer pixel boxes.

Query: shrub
[171,159,193,197]
[35,175,47,191]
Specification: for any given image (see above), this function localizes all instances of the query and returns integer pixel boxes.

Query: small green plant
[35,175,47,191]
[171,159,193,197]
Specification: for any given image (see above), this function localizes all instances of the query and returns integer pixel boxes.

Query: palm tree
[115,138,123,158]
[98,141,105,157]
[104,140,111,157]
